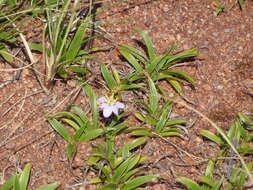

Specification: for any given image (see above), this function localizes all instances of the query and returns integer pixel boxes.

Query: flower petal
[98,96,107,104]
[112,106,119,115]
[99,103,108,109]
[115,102,125,109]
[103,105,113,118]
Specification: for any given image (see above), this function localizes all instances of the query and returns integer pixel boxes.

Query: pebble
[212,32,218,37]
[224,29,232,33]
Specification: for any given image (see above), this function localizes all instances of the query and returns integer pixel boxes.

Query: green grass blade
[19,164,31,190]
[52,112,84,129]
[119,47,143,73]
[200,130,224,146]
[100,63,117,90]
[163,70,195,83]
[168,79,183,95]
[0,175,16,190]
[14,175,21,190]
[134,29,156,61]
[177,177,202,190]
[120,44,147,64]
[83,85,98,128]
[79,129,104,142]
[148,77,158,114]
[48,118,70,142]
[66,21,89,60]
[156,102,172,133]
[35,182,60,190]
[122,175,158,190]
[94,183,117,190]
[0,49,14,62]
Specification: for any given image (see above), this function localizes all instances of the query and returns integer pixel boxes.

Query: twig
[1,90,43,117]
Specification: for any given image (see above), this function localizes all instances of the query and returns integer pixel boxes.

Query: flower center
[105,94,118,105]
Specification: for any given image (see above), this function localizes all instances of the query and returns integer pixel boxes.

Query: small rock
[224,29,232,33]
[216,85,224,89]
[212,32,218,37]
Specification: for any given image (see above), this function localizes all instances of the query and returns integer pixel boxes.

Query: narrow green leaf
[83,85,98,128]
[14,175,21,190]
[67,143,77,160]
[94,183,117,190]
[134,29,156,61]
[122,175,158,190]
[79,129,103,142]
[200,130,224,146]
[0,49,13,63]
[71,105,89,123]
[119,47,143,73]
[205,160,214,178]
[52,112,84,129]
[0,175,16,190]
[66,21,89,60]
[156,102,172,133]
[35,182,60,190]
[165,119,186,126]
[130,130,153,137]
[120,44,147,63]
[162,70,195,83]
[61,118,80,131]
[159,131,181,137]
[48,118,70,142]
[100,63,116,90]
[177,177,202,190]
[168,80,183,95]
[19,164,31,190]
[119,84,142,91]
[199,176,215,187]
[148,77,158,114]
[28,43,43,52]
[112,157,131,182]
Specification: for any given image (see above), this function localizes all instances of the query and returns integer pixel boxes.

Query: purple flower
[98,96,125,118]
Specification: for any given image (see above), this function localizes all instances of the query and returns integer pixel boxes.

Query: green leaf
[71,105,89,123]
[83,85,98,128]
[120,44,147,64]
[200,176,215,187]
[67,143,77,160]
[134,29,156,61]
[159,131,181,137]
[177,177,202,190]
[79,129,104,142]
[0,49,13,63]
[122,175,158,190]
[119,84,142,91]
[19,164,31,190]
[162,70,195,83]
[165,119,186,126]
[100,63,116,90]
[168,80,183,95]
[148,77,158,114]
[48,118,70,142]
[200,130,224,146]
[205,160,214,178]
[61,118,80,131]
[66,21,89,60]
[28,43,43,52]
[35,182,60,190]
[155,102,172,133]
[94,183,117,190]
[14,175,21,190]
[68,66,88,74]
[112,157,131,182]
[53,112,84,129]
[119,47,143,73]
[130,129,153,137]
[0,175,16,190]
[118,137,147,157]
